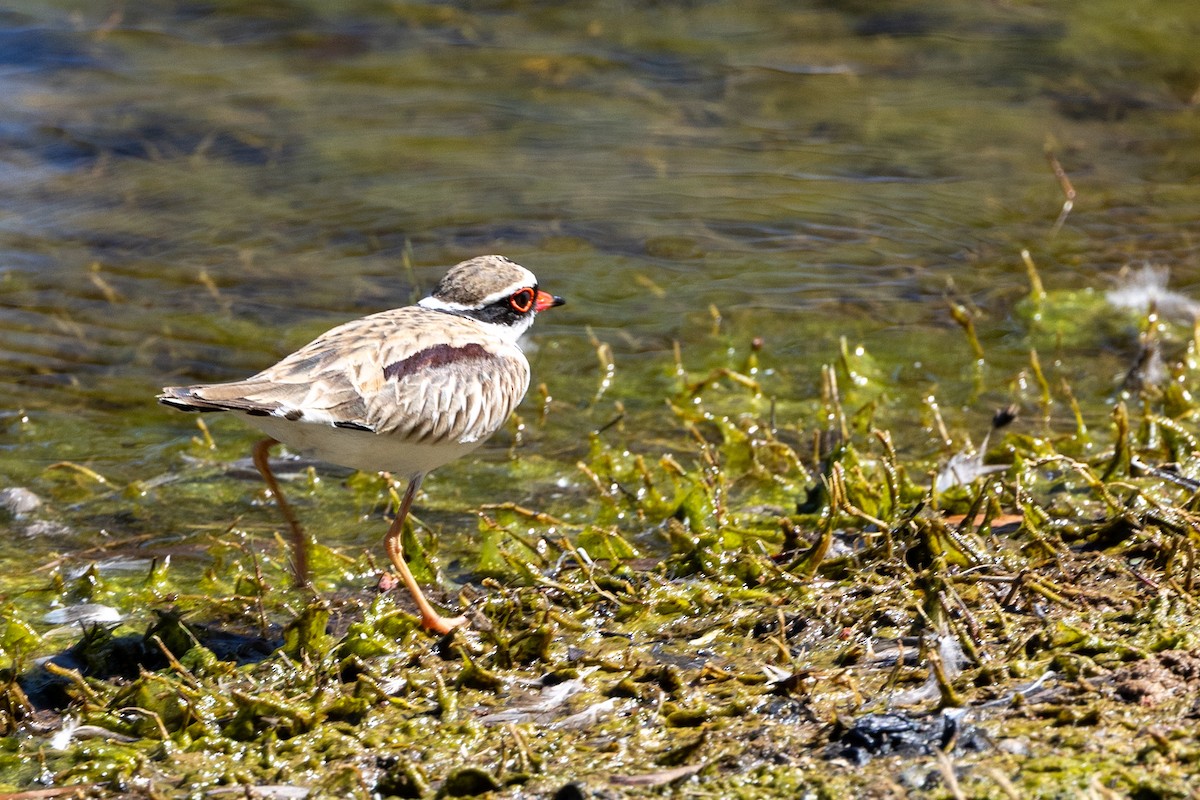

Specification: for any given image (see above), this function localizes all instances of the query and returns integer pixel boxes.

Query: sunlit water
[1,0,1198,591]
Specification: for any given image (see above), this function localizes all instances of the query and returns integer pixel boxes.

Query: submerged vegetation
[3,260,1200,798]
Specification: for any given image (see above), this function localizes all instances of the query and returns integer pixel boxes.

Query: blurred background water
[0,0,1197,577]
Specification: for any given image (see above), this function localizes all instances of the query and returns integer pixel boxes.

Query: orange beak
[535,290,565,312]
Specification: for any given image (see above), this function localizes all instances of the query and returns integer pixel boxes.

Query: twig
[1046,150,1076,236]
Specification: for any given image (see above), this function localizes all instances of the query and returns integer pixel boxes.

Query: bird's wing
[159,308,531,445]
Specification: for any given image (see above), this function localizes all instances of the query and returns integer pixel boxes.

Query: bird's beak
[535,291,565,312]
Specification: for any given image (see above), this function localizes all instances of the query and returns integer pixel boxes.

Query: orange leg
[252,438,311,588]
[384,475,467,634]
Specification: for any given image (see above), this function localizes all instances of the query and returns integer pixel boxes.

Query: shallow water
[1,0,1198,592]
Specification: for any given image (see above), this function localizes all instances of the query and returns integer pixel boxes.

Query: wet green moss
[9,273,1200,797]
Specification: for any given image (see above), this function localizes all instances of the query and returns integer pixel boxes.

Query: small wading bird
[159,255,564,634]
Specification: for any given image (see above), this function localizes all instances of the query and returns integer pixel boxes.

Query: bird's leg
[384,474,467,634]
[251,438,311,589]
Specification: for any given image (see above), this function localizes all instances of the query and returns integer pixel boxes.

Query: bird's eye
[509,288,535,313]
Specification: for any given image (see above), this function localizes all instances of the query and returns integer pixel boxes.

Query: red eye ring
[509,288,535,313]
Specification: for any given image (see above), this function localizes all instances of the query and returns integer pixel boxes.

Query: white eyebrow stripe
[419,282,534,312]
[418,296,472,312]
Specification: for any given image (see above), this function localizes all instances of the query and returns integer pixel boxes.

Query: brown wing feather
[369,343,529,443]
[159,307,530,445]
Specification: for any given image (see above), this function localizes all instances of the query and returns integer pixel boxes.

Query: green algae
[6,269,1200,796]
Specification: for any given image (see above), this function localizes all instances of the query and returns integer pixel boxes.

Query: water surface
[1,0,1198,594]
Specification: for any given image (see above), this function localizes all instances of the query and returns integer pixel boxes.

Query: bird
[159,255,564,634]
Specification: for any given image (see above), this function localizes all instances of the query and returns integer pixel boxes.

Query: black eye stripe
[447,285,539,326]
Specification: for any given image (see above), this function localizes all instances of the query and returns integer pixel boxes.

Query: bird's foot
[422,612,468,635]
[377,572,468,634]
